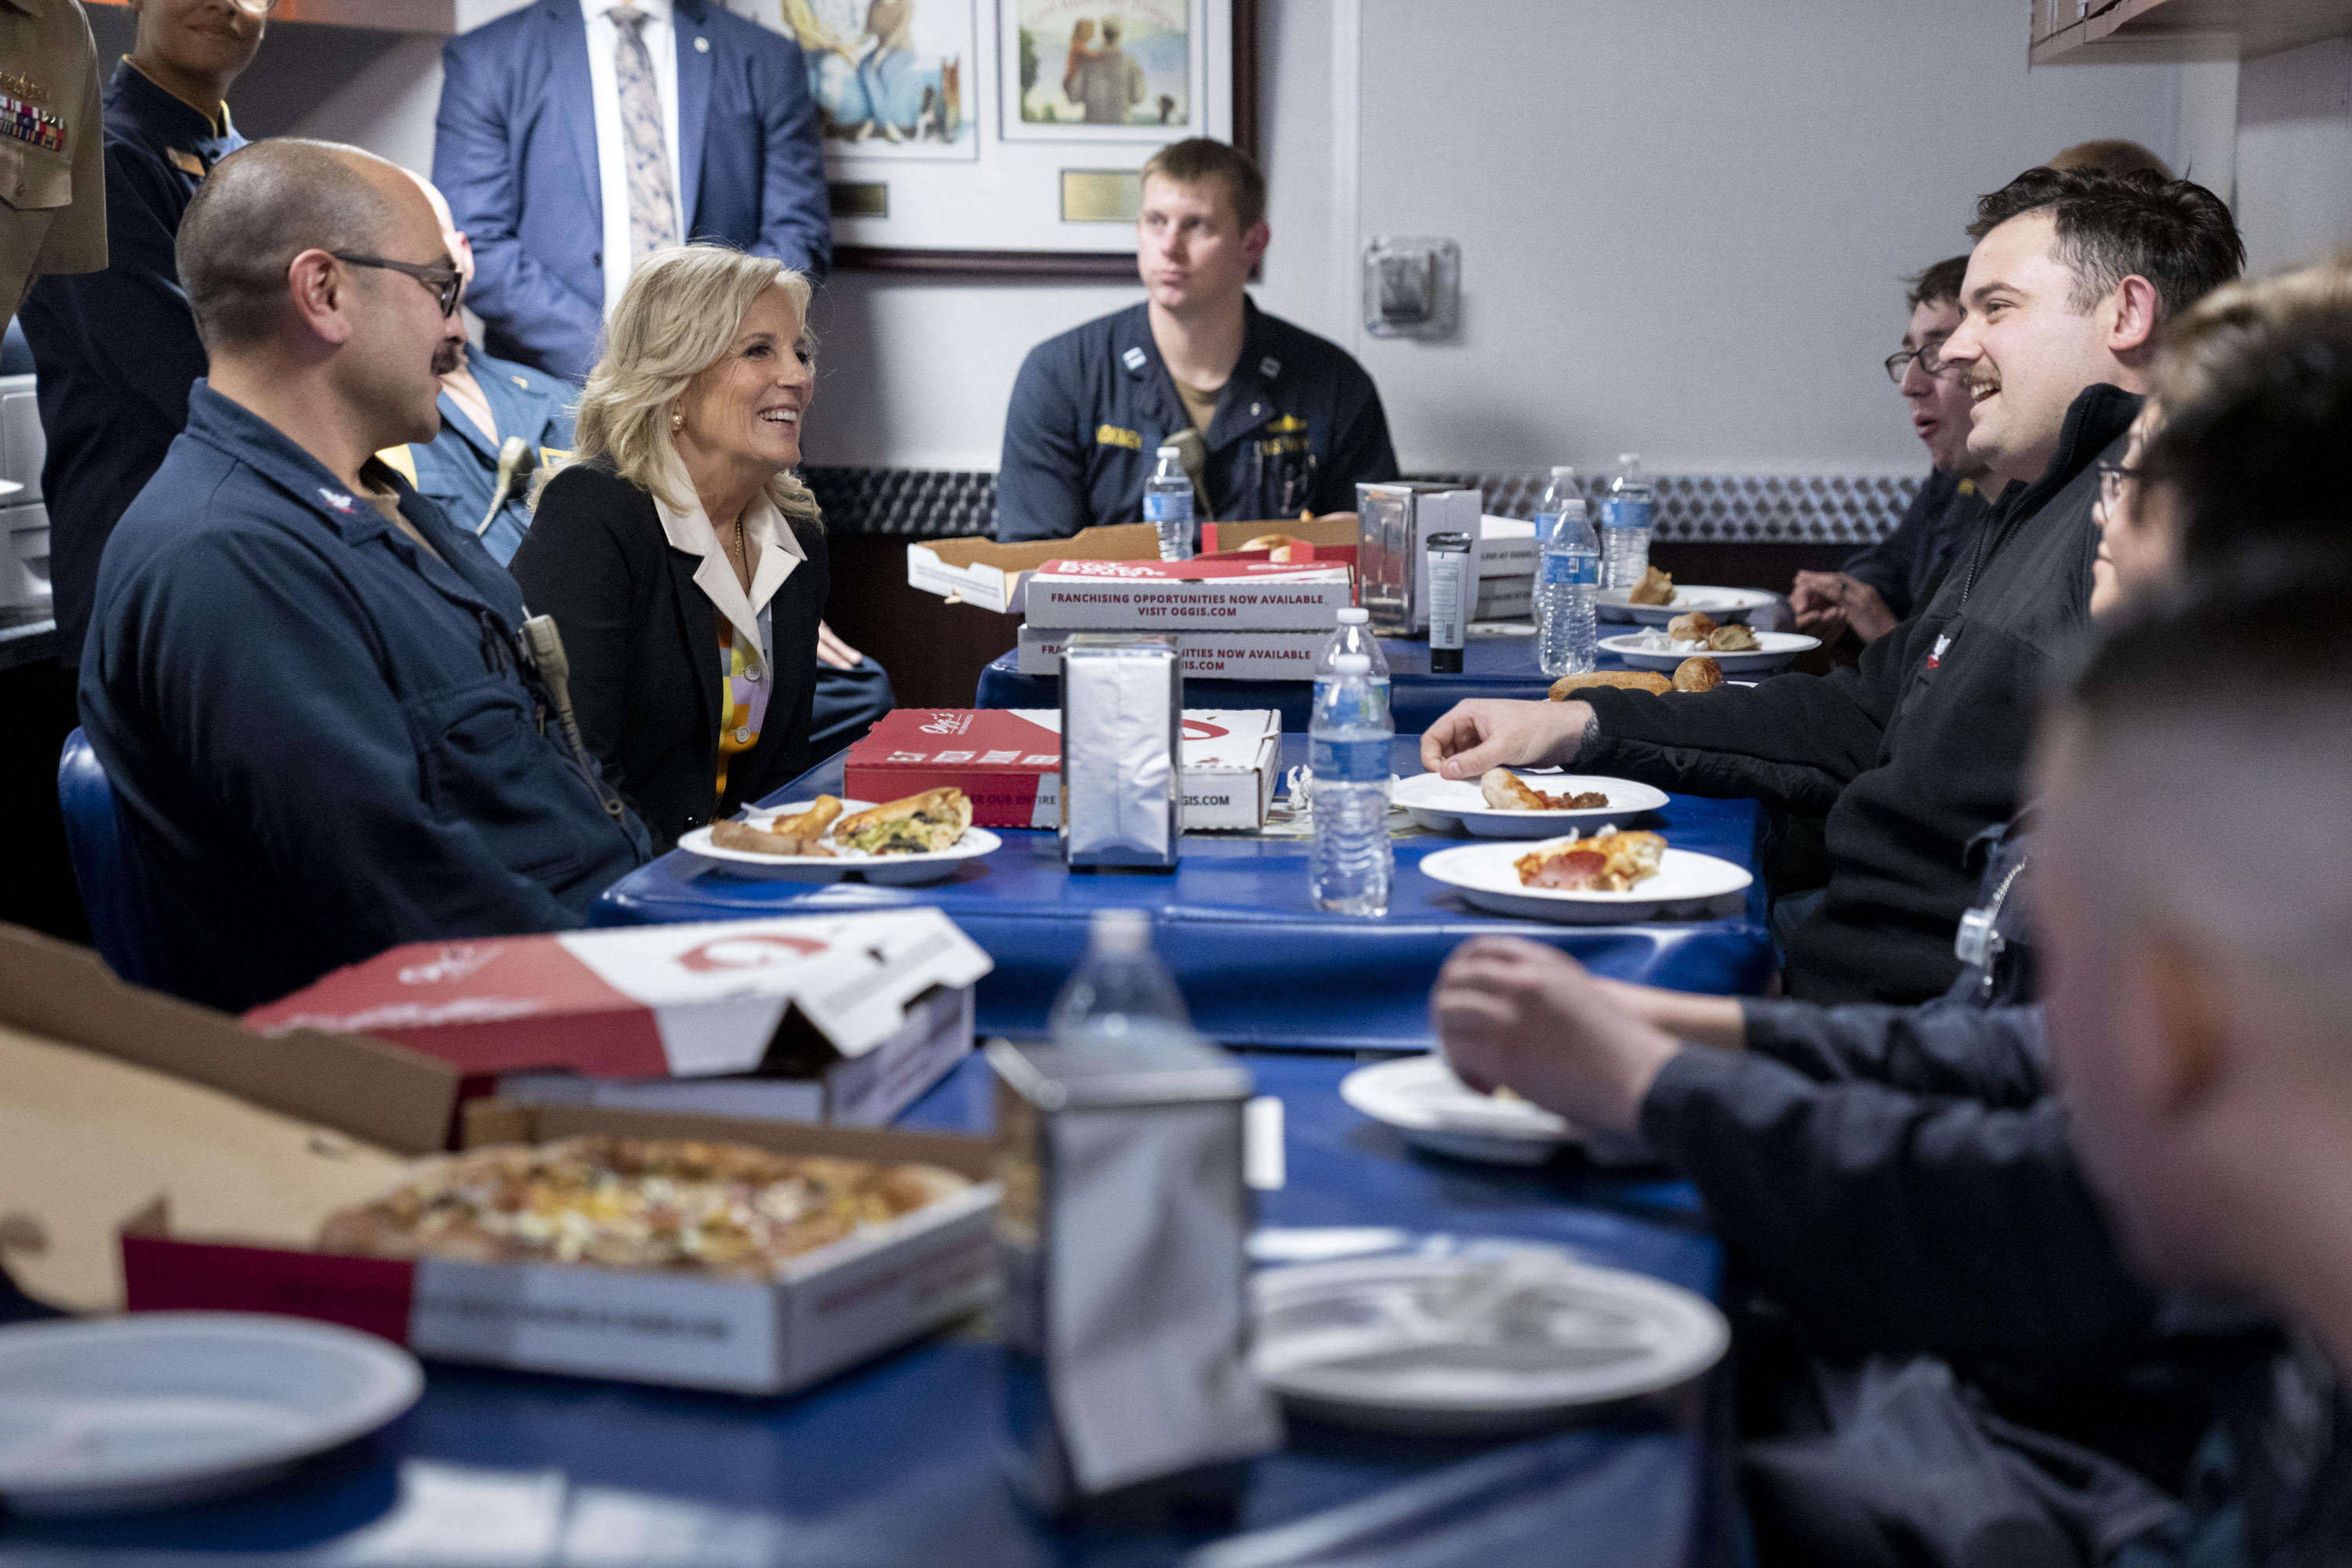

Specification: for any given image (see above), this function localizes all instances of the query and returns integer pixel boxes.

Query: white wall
[2234,36,2352,277]
[82,2,2352,474]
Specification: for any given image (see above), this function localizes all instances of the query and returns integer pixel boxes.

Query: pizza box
[240,912,993,1130]
[117,1101,1001,1396]
[0,921,463,1316]
[1016,625,1325,682]
[904,517,1360,615]
[844,708,1281,830]
[1025,557,1353,632]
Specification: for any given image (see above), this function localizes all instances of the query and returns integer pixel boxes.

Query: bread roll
[1673,656,1724,692]
[1706,623,1760,652]
[1665,612,1717,643]
[1627,565,1675,605]
[1550,670,1673,699]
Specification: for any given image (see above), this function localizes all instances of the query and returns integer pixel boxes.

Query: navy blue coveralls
[995,297,1399,542]
[79,383,652,1012]
[18,59,243,671]
[380,347,576,568]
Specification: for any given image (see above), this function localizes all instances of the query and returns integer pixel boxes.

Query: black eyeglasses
[1883,337,1955,383]
[2096,460,2143,512]
[330,252,463,317]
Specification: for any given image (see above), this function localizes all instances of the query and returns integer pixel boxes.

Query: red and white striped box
[241,913,991,1127]
[844,708,1281,830]
[1026,557,1353,630]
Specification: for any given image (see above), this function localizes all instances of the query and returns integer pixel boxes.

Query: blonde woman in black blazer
[512,247,827,851]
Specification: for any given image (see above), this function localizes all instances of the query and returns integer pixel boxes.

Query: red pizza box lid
[844,709,1063,773]
[241,913,991,1082]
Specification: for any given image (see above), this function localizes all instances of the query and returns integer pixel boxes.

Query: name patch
[1094,424,1143,451]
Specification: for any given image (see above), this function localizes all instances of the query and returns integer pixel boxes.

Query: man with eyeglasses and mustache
[1422,168,2242,1007]
[78,139,650,1012]
[1790,256,2003,648]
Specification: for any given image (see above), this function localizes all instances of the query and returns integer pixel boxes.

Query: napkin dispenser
[1059,633,1183,870]
[1356,481,1482,637]
[989,1035,1283,1515]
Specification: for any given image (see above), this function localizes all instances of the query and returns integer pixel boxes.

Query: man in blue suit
[433,0,832,383]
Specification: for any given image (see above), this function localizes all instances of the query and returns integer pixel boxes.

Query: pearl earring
[670,408,684,432]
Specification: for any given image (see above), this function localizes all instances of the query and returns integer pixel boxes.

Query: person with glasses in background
[1789,257,2005,647]
[19,0,267,699]
[77,140,650,1012]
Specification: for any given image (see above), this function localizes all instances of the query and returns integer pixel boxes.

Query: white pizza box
[905,517,1359,615]
[240,912,993,1128]
[1026,557,1355,632]
[847,707,1281,831]
[1477,515,1540,579]
[1015,625,1326,682]
[118,1101,1000,1396]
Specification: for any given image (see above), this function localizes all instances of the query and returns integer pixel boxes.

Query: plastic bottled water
[1537,497,1600,678]
[1145,446,1195,561]
[1601,452,1655,590]
[1529,466,1577,644]
[1047,908,1192,1045]
[1311,607,1392,713]
[1309,653,1394,916]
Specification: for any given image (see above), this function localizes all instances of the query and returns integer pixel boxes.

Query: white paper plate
[1252,1248,1730,1436]
[0,1312,423,1517]
[1420,840,1752,924]
[676,800,1002,885]
[1601,630,1819,674]
[1595,584,1777,625]
[1340,1055,1653,1167]
[1392,771,1668,839]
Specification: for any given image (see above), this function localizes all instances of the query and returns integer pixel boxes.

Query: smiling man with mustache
[76,139,652,1011]
[1421,168,2242,1005]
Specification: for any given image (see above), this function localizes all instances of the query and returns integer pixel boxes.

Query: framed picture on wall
[721,0,1254,274]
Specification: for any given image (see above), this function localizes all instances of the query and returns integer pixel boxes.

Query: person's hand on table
[1839,579,1899,644]
[1432,937,1682,1138]
[815,621,863,670]
[1420,699,1592,780]
[1788,571,1852,641]
[1591,977,1748,1051]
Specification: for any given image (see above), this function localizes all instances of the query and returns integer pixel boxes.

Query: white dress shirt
[648,448,806,675]
[583,0,687,318]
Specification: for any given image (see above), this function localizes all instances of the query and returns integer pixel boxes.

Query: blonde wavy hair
[551,245,821,528]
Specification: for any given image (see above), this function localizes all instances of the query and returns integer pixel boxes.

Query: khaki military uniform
[0,0,105,316]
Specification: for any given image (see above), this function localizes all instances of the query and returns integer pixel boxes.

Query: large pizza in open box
[318,1135,969,1278]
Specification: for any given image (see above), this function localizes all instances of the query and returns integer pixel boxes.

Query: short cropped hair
[2046,139,2171,178]
[2054,569,2352,1033]
[1905,256,1970,312]
[1967,167,2242,320]
[177,139,397,353]
[562,245,820,528]
[2140,254,2352,573]
[1140,138,1266,233]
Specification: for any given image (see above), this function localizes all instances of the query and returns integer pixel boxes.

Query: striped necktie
[610,7,679,264]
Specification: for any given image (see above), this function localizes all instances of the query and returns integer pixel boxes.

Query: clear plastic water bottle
[1537,498,1599,678]
[1145,446,1195,561]
[1601,452,1655,590]
[1529,465,1577,643]
[1311,607,1392,713]
[1309,652,1394,916]
[1047,908,1192,1045]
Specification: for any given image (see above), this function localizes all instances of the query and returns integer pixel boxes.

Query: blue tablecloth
[977,634,1571,732]
[593,737,1775,1051]
[0,1055,1729,1566]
